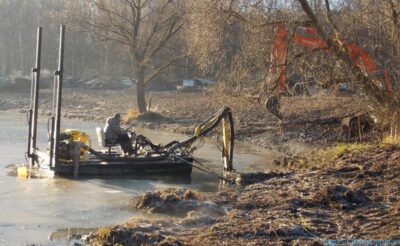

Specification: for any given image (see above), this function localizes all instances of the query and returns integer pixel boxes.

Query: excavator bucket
[265,95,283,120]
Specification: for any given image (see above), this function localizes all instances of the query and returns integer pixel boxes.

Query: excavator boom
[267,24,394,102]
[169,107,234,171]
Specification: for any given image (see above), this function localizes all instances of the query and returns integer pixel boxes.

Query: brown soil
[88,144,400,245]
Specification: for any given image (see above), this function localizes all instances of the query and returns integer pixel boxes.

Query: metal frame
[51,25,65,170]
[28,25,65,171]
[27,27,42,168]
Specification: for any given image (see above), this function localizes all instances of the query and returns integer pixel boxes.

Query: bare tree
[65,0,186,112]
[185,0,279,94]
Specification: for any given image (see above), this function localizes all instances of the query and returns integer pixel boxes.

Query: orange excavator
[266,24,395,119]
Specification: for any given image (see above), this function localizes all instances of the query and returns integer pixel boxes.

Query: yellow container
[17,166,28,178]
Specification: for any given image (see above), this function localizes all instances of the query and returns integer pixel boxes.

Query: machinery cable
[173,155,234,183]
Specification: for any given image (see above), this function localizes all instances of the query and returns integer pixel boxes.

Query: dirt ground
[86,144,400,245]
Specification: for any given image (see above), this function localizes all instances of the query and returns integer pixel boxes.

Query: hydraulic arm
[169,106,234,171]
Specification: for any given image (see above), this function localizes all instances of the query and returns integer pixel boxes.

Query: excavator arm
[266,24,394,118]
[169,107,234,171]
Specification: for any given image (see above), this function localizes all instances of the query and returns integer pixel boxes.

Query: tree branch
[298,0,397,106]
[144,55,187,84]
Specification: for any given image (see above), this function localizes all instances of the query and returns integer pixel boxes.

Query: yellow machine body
[62,129,91,158]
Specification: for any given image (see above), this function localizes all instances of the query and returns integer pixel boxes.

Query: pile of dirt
[136,111,173,123]
[87,223,182,246]
[234,171,287,186]
[309,185,371,210]
[135,188,224,217]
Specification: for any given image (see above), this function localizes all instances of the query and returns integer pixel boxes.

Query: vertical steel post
[27,66,35,157]
[27,81,33,157]
[48,63,58,169]
[48,115,55,169]
[52,25,65,169]
[29,27,42,167]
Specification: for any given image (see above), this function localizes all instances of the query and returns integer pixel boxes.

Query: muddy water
[0,112,279,245]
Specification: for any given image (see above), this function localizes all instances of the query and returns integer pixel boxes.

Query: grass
[280,142,374,170]
[124,108,140,123]
[92,226,133,246]
[302,135,399,170]
[321,131,400,160]
[322,142,373,158]
[382,134,400,145]
[305,142,374,169]
[89,227,112,245]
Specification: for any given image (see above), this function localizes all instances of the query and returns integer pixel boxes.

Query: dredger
[25,25,234,178]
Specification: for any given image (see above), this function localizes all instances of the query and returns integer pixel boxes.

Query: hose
[173,155,235,184]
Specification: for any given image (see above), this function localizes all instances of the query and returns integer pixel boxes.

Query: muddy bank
[85,144,399,245]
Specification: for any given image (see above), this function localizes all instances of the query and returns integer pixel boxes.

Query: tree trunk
[136,67,147,113]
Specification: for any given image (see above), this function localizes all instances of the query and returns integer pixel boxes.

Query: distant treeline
[0,0,399,97]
